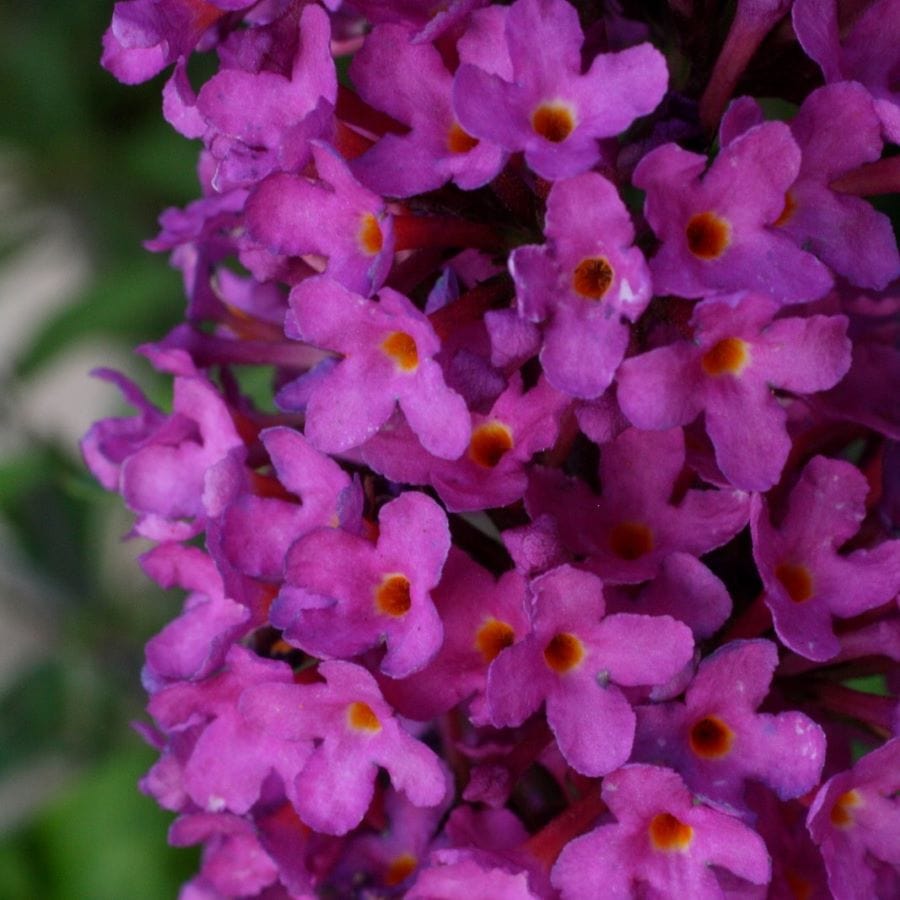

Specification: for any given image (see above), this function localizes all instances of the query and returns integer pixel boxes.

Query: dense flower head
[89,0,900,895]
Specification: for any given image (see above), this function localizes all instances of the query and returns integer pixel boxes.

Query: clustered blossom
[89,0,900,896]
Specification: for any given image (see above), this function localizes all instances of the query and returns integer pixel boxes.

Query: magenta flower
[145,646,310,816]
[140,544,252,692]
[604,552,732,639]
[633,640,826,811]
[486,565,694,776]
[241,660,448,834]
[720,84,900,290]
[101,0,246,84]
[508,172,652,399]
[379,548,530,723]
[169,812,280,899]
[751,455,900,661]
[81,363,244,541]
[192,4,337,188]
[349,23,507,196]
[280,276,471,459]
[89,0,900,894]
[634,121,834,302]
[246,142,395,297]
[337,788,449,892]
[360,374,569,512]
[207,426,355,581]
[552,765,771,898]
[793,0,900,142]
[270,491,450,678]
[453,0,668,180]
[409,852,541,899]
[807,738,900,900]
[616,292,852,491]
[524,427,750,583]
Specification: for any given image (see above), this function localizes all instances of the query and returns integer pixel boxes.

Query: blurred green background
[0,3,202,896]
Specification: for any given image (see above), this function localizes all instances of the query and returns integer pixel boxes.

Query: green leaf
[0,744,197,900]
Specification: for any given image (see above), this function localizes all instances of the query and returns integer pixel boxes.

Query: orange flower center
[686,211,731,259]
[474,618,516,663]
[531,102,575,143]
[609,521,655,561]
[785,870,814,900]
[447,122,480,154]
[468,421,514,468]
[384,853,417,886]
[829,790,862,828]
[186,0,225,32]
[347,701,382,732]
[572,257,614,300]
[543,632,585,673]
[374,573,412,617]
[775,563,815,603]
[773,190,797,227]
[381,331,419,371]
[649,812,694,851]
[359,213,384,255]
[701,337,750,376]
[689,715,735,758]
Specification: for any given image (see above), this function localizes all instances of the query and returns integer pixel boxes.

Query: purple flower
[720,84,900,290]
[604,552,732,639]
[508,173,652,398]
[360,374,569,512]
[207,426,355,581]
[169,812,280,898]
[241,660,448,834]
[453,0,668,180]
[270,491,450,678]
[349,23,507,196]
[409,852,542,900]
[379,548,530,723]
[246,143,395,297]
[280,276,471,459]
[751,455,900,661]
[486,565,694,775]
[81,362,244,540]
[145,646,310,816]
[807,738,900,900]
[793,0,900,142]
[633,640,826,811]
[140,544,252,692]
[634,121,834,302]
[101,0,242,84]
[616,292,852,491]
[524,427,750,583]
[552,765,772,898]
[193,4,337,188]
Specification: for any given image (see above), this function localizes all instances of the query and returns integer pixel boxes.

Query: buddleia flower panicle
[87,0,900,895]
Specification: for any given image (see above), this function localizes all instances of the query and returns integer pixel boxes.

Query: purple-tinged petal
[617,342,705,429]
[752,313,851,393]
[704,379,791,492]
[591,613,694,687]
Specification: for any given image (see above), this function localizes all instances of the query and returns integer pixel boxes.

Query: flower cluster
[89,0,900,896]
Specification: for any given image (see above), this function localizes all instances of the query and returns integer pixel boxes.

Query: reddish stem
[699,1,792,132]
[722,592,773,642]
[830,156,900,197]
[334,121,374,160]
[335,85,407,138]
[393,214,502,252]
[522,788,607,870]
[428,278,512,341]
[812,681,895,733]
[167,325,331,369]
